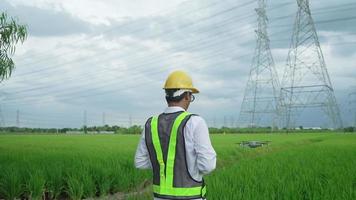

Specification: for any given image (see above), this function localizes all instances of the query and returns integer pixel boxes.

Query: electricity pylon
[16,109,20,127]
[349,92,356,129]
[238,0,280,129]
[0,105,4,127]
[279,0,343,130]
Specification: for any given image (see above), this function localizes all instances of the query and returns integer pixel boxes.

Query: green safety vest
[145,111,206,199]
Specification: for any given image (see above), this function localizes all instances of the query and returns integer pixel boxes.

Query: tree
[0,12,27,82]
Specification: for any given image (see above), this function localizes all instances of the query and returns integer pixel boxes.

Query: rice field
[0,133,355,199]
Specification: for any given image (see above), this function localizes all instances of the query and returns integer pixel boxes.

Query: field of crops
[0,133,355,200]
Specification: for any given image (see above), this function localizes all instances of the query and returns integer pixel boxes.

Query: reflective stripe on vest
[150,112,206,197]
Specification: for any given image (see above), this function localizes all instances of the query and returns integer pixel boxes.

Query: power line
[8,6,259,84]
[2,10,272,101]
[14,0,224,63]
[5,3,353,99]
[15,0,352,69]
[0,1,262,103]
[13,0,257,77]
[3,36,356,106]
[2,38,355,107]
[5,2,347,86]
[9,3,351,85]
[1,1,354,108]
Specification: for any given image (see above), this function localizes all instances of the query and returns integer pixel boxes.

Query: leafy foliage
[0,12,27,82]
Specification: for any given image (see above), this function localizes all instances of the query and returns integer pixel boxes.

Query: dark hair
[165,89,189,103]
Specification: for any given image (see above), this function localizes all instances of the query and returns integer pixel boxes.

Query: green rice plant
[80,167,96,198]
[91,165,113,197]
[66,175,84,200]
[206,141,356,200]
[0,133,355,200]
[114,160,141,191]
[0,168,23,200]
[45,166,64,200]
[24,170,45,200]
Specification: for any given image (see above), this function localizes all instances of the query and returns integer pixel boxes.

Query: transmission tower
[16,109,20,127]
[129,114,132,127]
[238,0,280,128]
[279,0,343,129]
[349,92,356,129]
[83,110,87,126]
[0,105,4,127]
[102,112,106,126]
[83,110,87,133]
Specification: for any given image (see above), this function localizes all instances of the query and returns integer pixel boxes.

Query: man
[135,70,217,200]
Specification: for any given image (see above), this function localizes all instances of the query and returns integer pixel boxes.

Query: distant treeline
[0,125,354,134]
[0,125,142,134]
[209,127,354,133]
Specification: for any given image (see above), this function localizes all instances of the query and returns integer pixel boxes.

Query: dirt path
[85,179,151,200]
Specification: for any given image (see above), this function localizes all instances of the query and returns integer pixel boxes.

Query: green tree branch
[0,12,27,82]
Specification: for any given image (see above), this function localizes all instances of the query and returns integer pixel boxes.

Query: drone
[238,141,271,148]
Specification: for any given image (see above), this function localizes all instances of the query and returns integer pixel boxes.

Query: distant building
[66,131,84,134]
[97,131,115,134]
[66,131,115,134]
[303,127,322,130]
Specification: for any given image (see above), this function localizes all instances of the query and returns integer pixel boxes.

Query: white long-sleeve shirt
[134,106,217,200]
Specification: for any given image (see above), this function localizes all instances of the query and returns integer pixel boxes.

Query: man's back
[135,106,216,200]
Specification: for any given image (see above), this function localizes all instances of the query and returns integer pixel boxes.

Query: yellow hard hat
[163,70,199,93]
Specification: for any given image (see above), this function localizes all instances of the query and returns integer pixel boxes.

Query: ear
[184,93,189,101]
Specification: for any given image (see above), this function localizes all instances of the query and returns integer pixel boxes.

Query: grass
[0,135,149,199]
[0,133,355,199]
[207,139,356,199]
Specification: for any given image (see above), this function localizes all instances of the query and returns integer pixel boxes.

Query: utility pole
[238,0,280,129]
[230,116,234,128]
[83,110,87,133]
[213,116,217,128]
[223,115,227,127]
[279,0,343,130]
[102,112,106,126]
[0,105,4,127]
[349,92,356,131]
[16,109,20,127]
[129,114,132,127]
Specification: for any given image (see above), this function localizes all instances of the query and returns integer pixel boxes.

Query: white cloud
[7,0,187,25]
[2,0,355,127]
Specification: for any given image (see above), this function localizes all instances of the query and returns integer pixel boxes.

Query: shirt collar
[164,106,186,113]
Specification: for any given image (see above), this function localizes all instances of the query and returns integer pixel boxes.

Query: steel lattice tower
[238,0,280,128]
[279,0,343,129]
[0,105,4,127]
[349,92,356,129]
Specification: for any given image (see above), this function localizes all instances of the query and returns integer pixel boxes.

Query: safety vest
[145,111,206,199]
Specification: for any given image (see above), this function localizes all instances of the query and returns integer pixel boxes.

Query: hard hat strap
[172,89,192,97]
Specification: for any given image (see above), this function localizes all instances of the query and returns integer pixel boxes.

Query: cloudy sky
[0,0,355,128]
